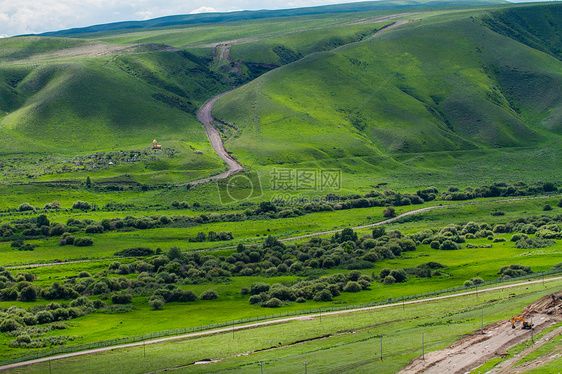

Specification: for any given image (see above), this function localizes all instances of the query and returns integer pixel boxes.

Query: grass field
[1,195,562,365]
[1,1,562,372]
[4,278,561,373]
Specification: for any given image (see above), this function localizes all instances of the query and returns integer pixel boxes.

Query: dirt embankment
[399,292,562,374]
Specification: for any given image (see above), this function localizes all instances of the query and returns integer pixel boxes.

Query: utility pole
[304,361,308,374]
[380,335,383,360]
[481,308,484,335]
[422,333,425,360]
[531,316,534,343]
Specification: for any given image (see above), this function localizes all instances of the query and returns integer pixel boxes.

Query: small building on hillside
[195,150,202,154]
[152,140,162,149]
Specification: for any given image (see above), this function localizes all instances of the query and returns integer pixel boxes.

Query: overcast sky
[0,0,553,38]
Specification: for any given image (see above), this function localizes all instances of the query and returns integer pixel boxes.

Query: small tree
[379,268,391,279]
[389,269,407,283]
[372,226,386,239]
[36,215,50,228]
[167,246,182,261]
[20,286,37,302]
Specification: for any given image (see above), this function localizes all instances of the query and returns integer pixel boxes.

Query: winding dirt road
[183,92,243,186]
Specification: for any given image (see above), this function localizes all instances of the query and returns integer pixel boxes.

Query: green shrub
[0,319,21,332]
[1,288,18,301]
[17,203,35,212]
[515,237,556,249]
[111,293,133,304]
[383,275,396,284]
[343,281,362,293]
[249,295,262,305]
[36,311,54,324]
[313,289,333,302]
[114,247,154,257]
[250,282,270,295]
[264,298,282,308]
[389,269,407,283]
[20,286,37,302]
[74,237,94,247]
[440,240,458,250]
[199,290,218,300]
[149,296,165,310]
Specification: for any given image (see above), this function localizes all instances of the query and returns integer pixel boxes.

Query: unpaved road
[185,92,243,186]
[399,292,562,374]
[1,277,561,372]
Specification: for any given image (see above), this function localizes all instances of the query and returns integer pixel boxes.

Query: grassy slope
[0,40,229,182]
[213,4,562,189]
[0,2,560,194]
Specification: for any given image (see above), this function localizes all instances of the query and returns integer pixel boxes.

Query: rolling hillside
[212,3,562,186]
[0,0,561,189]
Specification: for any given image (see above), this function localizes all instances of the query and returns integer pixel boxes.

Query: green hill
[41,0,507,37]
[1,1,561,189]
[212,3,562,186]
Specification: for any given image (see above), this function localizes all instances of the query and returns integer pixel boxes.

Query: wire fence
[1,268,561,368]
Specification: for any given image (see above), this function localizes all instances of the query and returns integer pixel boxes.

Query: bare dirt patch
[399,292,562,374]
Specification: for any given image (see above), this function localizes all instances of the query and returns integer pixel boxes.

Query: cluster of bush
[0,268,37,302]
[412,213,562,250]
[2,214,233,245]
[440,181,558,201]
[9,241,37,251]
[242,271,373,307]
[498,264,533,279]
[463,277,484,287]
[187,231,234,242]
[0,296,113,348]
[379,262,446,284]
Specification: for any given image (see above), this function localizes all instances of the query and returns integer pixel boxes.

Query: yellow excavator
[510,316,533,329]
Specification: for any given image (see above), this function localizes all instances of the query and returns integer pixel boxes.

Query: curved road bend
[186,91,243,186]
[1,276,560,372]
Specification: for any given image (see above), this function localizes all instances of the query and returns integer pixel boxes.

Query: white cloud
[134,11,155,20]
[190,6,218,14]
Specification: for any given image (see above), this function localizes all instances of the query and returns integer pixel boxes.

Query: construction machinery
[510,316,533,329]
